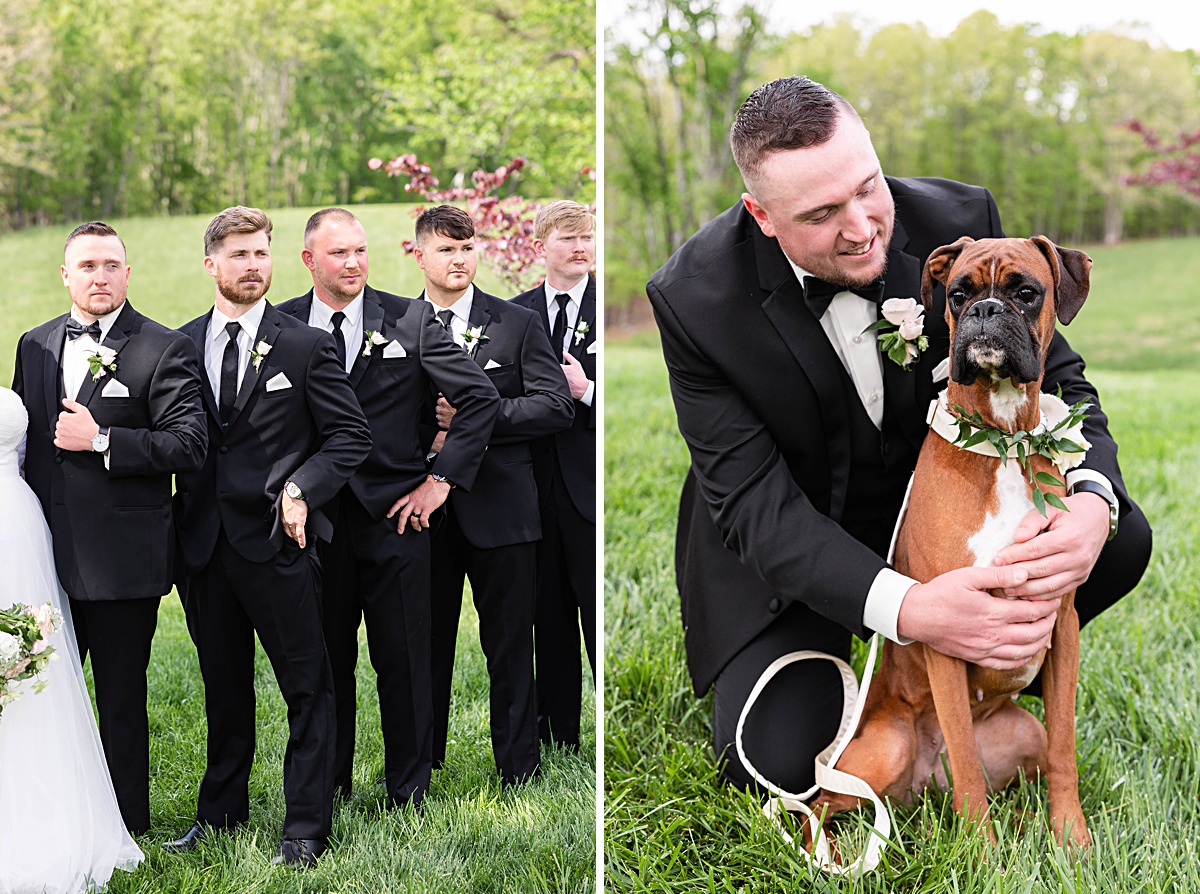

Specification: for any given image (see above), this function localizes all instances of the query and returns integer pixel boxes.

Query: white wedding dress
[0,387,143,894]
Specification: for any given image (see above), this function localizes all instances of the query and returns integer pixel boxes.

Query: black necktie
[551,293,570,364]
[330,311,347,371]
[436,309,454,331]
[219,321,241,425]
[802,276,885,320]
[65,318,102,342]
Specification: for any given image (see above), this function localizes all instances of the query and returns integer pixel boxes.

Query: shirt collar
[542,275,587,310]
[211,298,267,342]
[310,291,364,329]
[425,283,475,324]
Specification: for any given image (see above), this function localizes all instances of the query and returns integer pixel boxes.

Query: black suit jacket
[278,286,499,518]
[511,275,597,523]
[173,301,371,572]
[12,301,208,601]
[648,177,1129,695]
[425,289,575,549]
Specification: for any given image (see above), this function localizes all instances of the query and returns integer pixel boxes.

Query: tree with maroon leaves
[1122,120,1200,198]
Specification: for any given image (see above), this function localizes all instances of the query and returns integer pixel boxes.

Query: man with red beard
[167,206,370,868]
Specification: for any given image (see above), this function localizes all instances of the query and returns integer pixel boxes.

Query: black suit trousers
[70,596,161,835]
[181,531,335,839]
[319,489,433,806]
[713,502,1153,795]
[533,461,596,748]
[430,506,540,784]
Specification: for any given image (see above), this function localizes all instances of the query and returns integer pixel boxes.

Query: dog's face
[920,236,1091,386]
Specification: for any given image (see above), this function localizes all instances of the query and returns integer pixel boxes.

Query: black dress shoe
[273,837,328,869]
[162,823,211,854]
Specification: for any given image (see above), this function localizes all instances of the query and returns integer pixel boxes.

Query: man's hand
[54,399,100,451]
[897,565,1059,670]
[561,352,589,400]
[435,394,457,430]
[992,492,1110,600]
[387,475,451,534]
[281,491,308,548]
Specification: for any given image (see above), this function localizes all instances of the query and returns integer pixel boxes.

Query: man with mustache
[511,200,597,751]
[12,220,207,835]
[648,77,1152,795]
[167,206,371,868]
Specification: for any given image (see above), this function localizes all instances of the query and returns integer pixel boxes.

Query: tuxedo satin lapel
[351,290,385,388]
[466,294,493,366]
[77,304,133,408]
[186,311,221,424]
[880,249,924,445]
[231,308,279,424]
[42,317,68,425]
[533,286,552,338]
[570,279,596,362]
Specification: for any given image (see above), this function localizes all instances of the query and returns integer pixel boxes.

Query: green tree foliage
[607,7,1200,309]
[0,0,595,231]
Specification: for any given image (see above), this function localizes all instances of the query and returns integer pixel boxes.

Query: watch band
[1068,479,1118,541]
[429,473,455,489]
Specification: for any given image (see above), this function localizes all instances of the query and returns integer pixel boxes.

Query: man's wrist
[1068,479,1118,541]
[428,473,454,490]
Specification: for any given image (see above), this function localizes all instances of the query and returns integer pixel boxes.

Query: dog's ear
[920,237,973,311]
[1031,235,1091,325]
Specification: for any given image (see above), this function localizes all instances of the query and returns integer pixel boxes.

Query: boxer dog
[806,236,1093,854]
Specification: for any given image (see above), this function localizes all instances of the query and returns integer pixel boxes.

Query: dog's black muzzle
[951,297,1042,385]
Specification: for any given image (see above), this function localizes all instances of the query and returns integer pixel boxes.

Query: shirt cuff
[863,567,917,645]
[580,380,594,407]
[1065,467,1114,494]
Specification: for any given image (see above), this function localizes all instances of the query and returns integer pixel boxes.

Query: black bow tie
[802,276,885,320]
[65,318,102,342]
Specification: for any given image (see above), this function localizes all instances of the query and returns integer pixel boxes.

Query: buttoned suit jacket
[278,286,499,517]
[425,289,575,549]
[511,274,597,524]
[12,301,207,601]
[173,301,371,573]
[648,177,1130,695]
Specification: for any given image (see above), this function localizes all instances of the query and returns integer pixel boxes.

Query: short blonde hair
[204,206,273,256]
[532,200,594,242]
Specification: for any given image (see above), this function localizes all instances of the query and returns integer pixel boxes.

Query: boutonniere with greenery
[83,345,118,382]
[461,326,489,351]
[249,339,272,372]
[948,390,1091,516]
[863,297,928,371]
[571,320,591,346]
[362,330,388,357]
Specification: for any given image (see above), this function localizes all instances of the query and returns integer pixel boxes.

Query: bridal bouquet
[0,602,62,720]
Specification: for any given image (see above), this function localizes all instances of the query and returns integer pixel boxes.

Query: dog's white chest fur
[967,461,1033,567]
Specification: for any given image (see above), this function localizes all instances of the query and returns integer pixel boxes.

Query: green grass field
[0,208,595,893]
[604,236,1200,891]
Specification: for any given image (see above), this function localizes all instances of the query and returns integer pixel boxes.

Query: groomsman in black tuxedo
[12,221,207,835]
[278,208,498,808]
[511,201,597,751]
[168,206,370,868]
[417,205,574,785]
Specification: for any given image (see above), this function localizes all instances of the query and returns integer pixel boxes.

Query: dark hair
[304,207,360,246]
[730,76,860,191]
[64,221,125,256]
[204,206,273,256]
[414,205,475,244]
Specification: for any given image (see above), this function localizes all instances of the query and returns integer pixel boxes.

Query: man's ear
[1030,235,1091,325]
[920,237,973,311]
[741,193,776,238]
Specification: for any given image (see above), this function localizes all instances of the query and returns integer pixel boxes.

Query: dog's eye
[948,288,966,308]
[1017,287,1038,303]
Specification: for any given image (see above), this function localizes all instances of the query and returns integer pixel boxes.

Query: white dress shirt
[424,285,475,348]
[308,291,364,374]
[206,300,267,405]
[543,276,594,407]
[61,305,123,403]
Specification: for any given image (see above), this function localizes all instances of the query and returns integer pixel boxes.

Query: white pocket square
[586,341,598,355]
[483,358,502,370]
[101,378,130,397]
[382,340,407,358]
[266,372,292,392]
[931,357,950,383]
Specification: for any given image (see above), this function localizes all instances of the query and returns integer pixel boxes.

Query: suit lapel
[230,304,279,425]
[42,316,68,424]
[76,303,133,407]
[568,277,596,362]
[879,248,923,443]
[184,310,221,424]
[351,289,385,388]
[466,292,494,367]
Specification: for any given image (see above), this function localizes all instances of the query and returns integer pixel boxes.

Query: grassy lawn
[0,210,595,893]
[603,237,1200,891]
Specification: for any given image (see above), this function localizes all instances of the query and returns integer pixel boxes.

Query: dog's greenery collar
[928,389,1091,516]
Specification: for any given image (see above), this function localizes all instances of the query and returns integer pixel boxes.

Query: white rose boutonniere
[249,339,272,372]
[362,330,388,358]
[863,297,928,370]
[84,345,118,381]
[572,320,591,346]
[461,326,489,352]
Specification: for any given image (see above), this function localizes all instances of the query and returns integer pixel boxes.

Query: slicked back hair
[532,200,595,242]
[204,206,273,256]
[730,76,861,194]
[414,205,475,245]
[65,221,125,257]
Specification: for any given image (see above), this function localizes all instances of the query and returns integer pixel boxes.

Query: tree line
[605,4,1200,309]
[0,0,595,232]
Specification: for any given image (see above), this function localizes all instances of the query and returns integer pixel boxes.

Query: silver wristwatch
[1068,479,1118,541]
[284,480,305,501]
[430,473,455,489]
[91,425,110,454]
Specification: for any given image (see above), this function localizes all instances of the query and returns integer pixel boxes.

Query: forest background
[605,2,1200,318]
